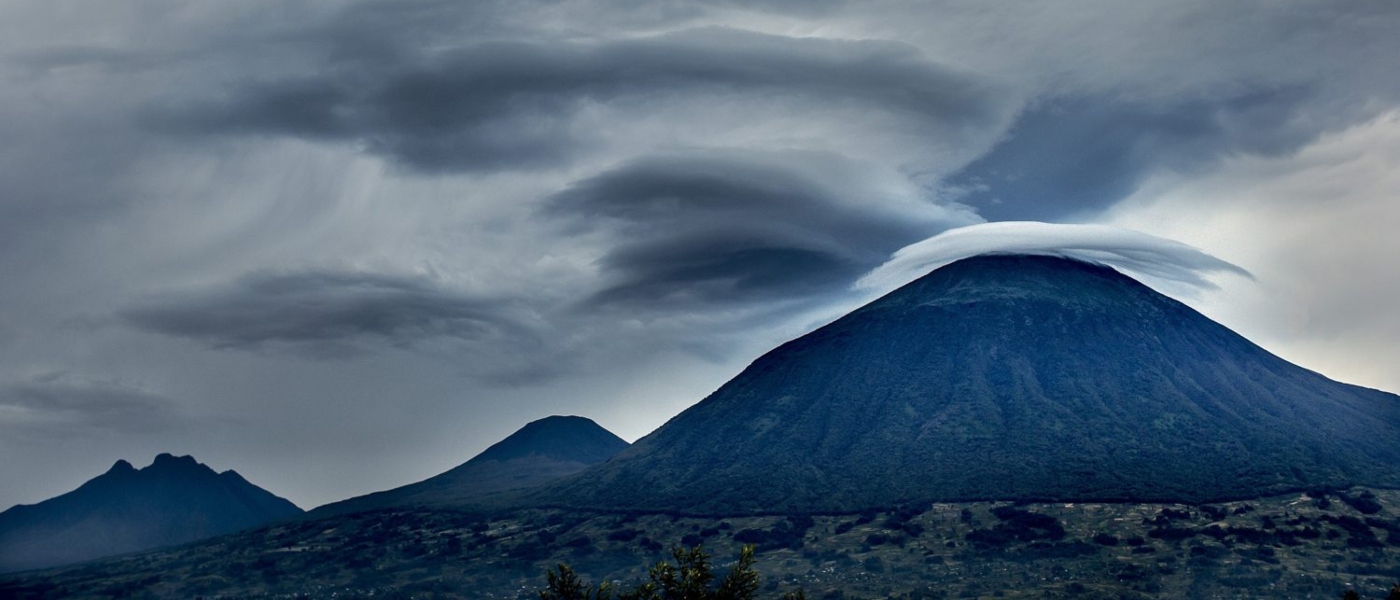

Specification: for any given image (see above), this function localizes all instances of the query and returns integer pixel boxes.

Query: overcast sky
[2,0,1397,511]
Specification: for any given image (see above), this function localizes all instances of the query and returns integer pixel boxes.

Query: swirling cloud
[857,221,1251,294]
[121,270,539,359]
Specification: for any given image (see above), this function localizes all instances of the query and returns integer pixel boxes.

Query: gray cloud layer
[947,89,1326,221]
[122,271,538,359]
[153,27,999,173]
[0,374,184,438]
[1,0,1397,509]
[549,151,969,308]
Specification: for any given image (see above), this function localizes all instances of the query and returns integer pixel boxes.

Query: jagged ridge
[0,454,302,572]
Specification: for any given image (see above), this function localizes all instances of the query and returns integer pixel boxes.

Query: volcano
[0,454,301,573]
[311,415,628,517]
[539,254,1400,514]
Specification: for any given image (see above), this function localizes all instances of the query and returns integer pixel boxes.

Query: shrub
[965,506,1067,548]
[609,529,641,542]
[537,544,804,600]
[1339,491,1384,515]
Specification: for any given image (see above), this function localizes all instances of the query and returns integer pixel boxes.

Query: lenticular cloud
[856,221,1250,293]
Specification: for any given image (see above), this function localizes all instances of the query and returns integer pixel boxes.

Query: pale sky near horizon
[1,0,1397,511]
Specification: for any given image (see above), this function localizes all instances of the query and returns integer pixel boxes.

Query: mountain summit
[540,254,1400,514]
[312,415,628,516]
[0,454,301,572]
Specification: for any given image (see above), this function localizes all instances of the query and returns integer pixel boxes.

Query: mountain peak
[538,253,1400,514]
[144,453,211,478]
[106,459,136,475]
[1,455,301,573]
[150,453,199,467]
[474,415,629,464]
[310,415,630,517]
[855,254,1139,311]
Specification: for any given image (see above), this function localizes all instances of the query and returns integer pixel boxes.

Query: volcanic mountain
[539,254,1400,514]
[0,454,302,573]
[312,415,628,517]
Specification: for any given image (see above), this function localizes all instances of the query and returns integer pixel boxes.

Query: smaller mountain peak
[106,459,136,475]
[148,453,201,470]
[218,470,250,483]
[513,415,609,438]
[0,452,303,572]
[529,414,594,426]
[474,415,629,464]
[309,415,629,517]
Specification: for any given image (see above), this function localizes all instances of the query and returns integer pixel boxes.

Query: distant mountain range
[0,454,302,573]
[310,415,629,517]
[537,254,1400,514]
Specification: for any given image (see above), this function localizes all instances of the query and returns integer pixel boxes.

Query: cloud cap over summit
[859,222,1252,295]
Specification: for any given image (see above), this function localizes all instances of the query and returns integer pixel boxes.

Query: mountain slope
[538,254,1400,514]
[0,454,302,573]
[311,415,628,517]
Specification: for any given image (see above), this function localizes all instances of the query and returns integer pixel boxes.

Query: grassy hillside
[4,487,1398,599]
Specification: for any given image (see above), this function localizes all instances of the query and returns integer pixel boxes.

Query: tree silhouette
[539,544,801,600]
[539,563,613,600]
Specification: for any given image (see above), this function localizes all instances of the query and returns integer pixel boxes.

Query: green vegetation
[539,545,803,600]
[5,488,1400,599]
[1340,583,1400,600]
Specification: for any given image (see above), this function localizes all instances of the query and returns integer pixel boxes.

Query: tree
[539,544,797,600]
[627,545,712,600]
[713,545,758,600]
[539,563,614,600]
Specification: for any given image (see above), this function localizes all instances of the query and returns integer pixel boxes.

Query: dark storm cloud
[3,0,1399,513]
[148,27,999,172]
[548,153,964,307]
[946,89,1323,221]
[121,270,538,358]
[0,374,183,437]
